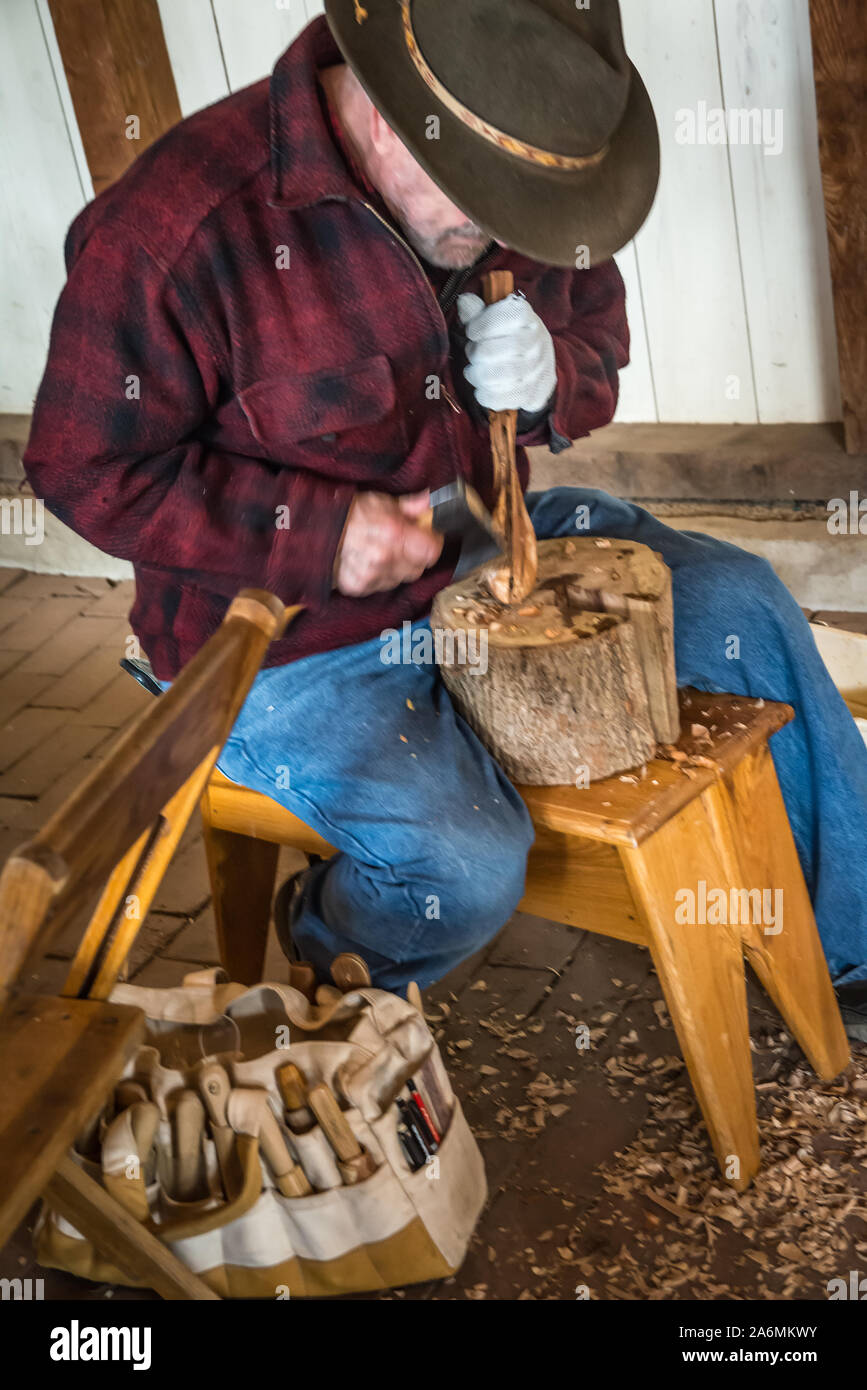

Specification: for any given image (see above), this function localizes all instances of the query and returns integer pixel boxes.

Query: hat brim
[324,1,660,267]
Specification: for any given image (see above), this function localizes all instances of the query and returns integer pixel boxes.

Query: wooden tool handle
[198,1061,231,1121]
[171,1090,206,1202]
[130,1101,161,1179]
[276,1061,308,1113]
[483,269,516,308]
[338,1151,377,1185]
[480,271,538,604]
[114,1079,148,1111]
[259,1107,312,1195]
[482,269,517,502]
[226,1087,313,1197]
[308,1082,363,1163]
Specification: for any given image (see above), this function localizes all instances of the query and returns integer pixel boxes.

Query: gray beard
[399,218,491,269]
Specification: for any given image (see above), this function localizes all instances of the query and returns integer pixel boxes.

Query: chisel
[197,1060,242,1200]
[170,1089,207,1202]
[307,1082,377,1185]
[114,1079,149,1112]
[275,1061,316,1134]
[129,1101,161,1187]
[226,1088,312,1198]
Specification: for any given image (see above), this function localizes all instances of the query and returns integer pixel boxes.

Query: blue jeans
[217,487,867,992]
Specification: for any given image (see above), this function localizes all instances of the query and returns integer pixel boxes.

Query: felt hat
[324,0,660,266]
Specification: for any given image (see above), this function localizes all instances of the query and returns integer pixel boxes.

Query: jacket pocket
[236,355,409,480]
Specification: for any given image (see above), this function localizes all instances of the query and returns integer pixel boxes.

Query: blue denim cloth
[214,487,867,991]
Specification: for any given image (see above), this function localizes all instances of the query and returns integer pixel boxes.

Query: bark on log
[431,537,679,785]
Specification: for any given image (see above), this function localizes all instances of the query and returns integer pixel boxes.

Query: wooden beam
[809,0,867,454]
[529,422,866,500]
[47,0,182,195]
[46,1156,220,1299]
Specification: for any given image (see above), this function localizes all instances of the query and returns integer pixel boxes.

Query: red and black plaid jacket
[24,16,629,679]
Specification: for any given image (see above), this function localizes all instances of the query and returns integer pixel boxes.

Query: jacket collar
[269,15,363,209]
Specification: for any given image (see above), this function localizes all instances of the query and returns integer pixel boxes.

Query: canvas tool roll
[36,968,487,1297]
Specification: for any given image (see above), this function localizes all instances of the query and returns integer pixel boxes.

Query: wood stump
[431,537,679,785]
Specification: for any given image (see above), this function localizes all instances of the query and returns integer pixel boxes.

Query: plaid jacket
[24,16,629,678]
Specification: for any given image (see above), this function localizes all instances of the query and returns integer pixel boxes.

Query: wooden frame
[530,422,866,501]
[47,0,181,195]
[809,0,867,455]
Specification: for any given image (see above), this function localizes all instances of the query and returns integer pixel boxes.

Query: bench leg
[620,793,760,1189]
[200,795,279,985]
[46,1156,220,1299]
[711,743,850,1080]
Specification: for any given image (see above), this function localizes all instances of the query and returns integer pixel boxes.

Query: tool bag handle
[113,968,417,1036]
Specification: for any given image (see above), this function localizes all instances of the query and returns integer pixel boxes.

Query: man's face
[375,124,491,268]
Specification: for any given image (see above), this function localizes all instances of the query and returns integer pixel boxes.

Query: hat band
[399,0,610,171]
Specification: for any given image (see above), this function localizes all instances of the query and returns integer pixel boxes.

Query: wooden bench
[0,590,294,1297]
[201,688,849,1190]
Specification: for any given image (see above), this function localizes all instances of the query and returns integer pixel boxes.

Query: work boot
[273,856,322,963]
[835,981,867,1043]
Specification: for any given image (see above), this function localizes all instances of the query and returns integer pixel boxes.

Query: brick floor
[0,574,865,1302]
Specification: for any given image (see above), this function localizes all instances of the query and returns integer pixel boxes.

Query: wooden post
[809,0,867,454]
[619,792,760,1190]
[200,793,279,986]
[47,0,182,194]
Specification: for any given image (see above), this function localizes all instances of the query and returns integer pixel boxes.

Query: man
[24,2,867,1032]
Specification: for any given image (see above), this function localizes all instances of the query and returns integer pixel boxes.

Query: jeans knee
[417,812,533,953]
[703,546,785,606]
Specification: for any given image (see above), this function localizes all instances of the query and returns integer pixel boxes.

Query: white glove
[456,291,557,413]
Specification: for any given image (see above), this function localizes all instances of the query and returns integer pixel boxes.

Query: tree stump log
[431,537,679,785]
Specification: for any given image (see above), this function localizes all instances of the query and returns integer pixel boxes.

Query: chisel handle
[308,1082,362,1163]
[226,1087,313,1198]
[259,1106,313,1196]
[197,1061,232,1127]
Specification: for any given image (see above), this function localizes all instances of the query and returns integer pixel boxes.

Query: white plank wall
[0,0,90,414]
[613,242,657,422]
[620,0,759,423]
[155,0,231,116]
[714,0,840,422]
[0,0,841,432]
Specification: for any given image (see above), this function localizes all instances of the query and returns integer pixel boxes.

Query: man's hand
[457,291,557,413]
[333,490,444,597]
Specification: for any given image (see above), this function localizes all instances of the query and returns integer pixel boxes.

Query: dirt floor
[1,569,866,1302]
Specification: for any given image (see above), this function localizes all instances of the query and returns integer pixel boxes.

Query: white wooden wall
[0,0,841,426]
